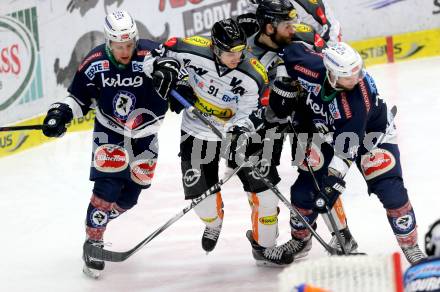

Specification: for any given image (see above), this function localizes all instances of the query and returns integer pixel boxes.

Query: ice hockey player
[41,10,174,278]
[269,41,426,264]
[239,0,341,43]
[240,0,357,259]
[404,219,440,291]
[144,18,294,266]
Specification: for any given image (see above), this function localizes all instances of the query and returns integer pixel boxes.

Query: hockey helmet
[104,10,138,48]
[256,0,297,29]
[323,42,365,89]
[211,18,247,57]
[425,219,440,257]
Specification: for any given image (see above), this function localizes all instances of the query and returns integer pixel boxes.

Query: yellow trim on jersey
[294,23,313,33]
[194,97,234,120]
[182,36,212,48]
[308,0,318,5]
[249,58,269,84]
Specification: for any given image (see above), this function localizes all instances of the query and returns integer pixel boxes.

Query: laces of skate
[204,228,220,240]
[264,247,283,260]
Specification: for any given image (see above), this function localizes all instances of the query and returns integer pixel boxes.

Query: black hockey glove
[152,57,181,100]
[313,174,346,213]
[42,103,73,138]
[269,77,303,119]
[171,79,197,114]
[226,126,251,167]
[236,13,260,37]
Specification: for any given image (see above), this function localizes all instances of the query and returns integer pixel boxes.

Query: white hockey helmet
[323,42,364,89]
[425,219,440,257]
[104,10,138,48]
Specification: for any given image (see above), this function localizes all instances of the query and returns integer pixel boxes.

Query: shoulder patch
[84,60,110,80]
[294,23,313,33]
[78,51,103,72]
[249,58,269,84]
[182,36,212,47]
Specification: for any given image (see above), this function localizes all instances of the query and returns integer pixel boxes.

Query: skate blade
[255,260,290,268]
[82,265,101,279]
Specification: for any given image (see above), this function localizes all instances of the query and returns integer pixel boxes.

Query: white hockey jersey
[145,36,268,141]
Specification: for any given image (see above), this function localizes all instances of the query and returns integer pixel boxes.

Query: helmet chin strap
[326,71,345,91]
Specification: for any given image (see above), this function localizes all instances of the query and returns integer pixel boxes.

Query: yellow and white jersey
[147,36,268,141]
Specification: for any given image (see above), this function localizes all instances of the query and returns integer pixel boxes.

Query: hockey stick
[0,125,45,132]
[84,156,256,262]
[170,90,342,255]
[287,105,397,255]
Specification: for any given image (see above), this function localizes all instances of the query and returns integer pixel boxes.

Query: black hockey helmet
[211,18,247,57]
[256,0,297,29]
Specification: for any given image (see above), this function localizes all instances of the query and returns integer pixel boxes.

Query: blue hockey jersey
[281,42,390,175]
[67,39,168,138]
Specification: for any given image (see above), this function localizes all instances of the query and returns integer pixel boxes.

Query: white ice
[1,57,439,291]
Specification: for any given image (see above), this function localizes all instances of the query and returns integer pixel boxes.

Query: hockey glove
[42,103,74,138]
[226,126,251,167]
[152,57,181,100]
[269,77,303,119]
[313,174,346,213]
[171,79,197,114]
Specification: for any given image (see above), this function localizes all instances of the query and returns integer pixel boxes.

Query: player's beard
[270,30,292,48]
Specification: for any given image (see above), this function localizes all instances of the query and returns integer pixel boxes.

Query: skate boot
[246,230,294,267]
[328,227,359,254]
[277,235,312,260]
[82,239,105,278]
[202,223,222,253]
[402,244,426,264]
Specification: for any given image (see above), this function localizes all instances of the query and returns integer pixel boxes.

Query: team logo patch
[290,216,307,229]
[130,159,157,186]
[393,214,415,232]
[361,148,396,180]
[85,60,110,80]
[94,144,129,173]
[298,144,324,172]
[183,168,201,187]
[113,91,136,120]
[132,61,143,72]
[90,209,108,227]
[250,158,270,180]
[259,215,278,225]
